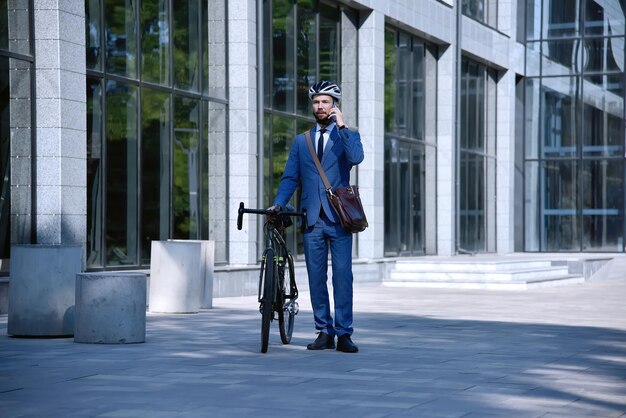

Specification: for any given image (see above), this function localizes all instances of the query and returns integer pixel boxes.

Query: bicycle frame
[237,202,306,352]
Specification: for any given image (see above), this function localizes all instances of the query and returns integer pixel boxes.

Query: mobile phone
[331,103,338,123]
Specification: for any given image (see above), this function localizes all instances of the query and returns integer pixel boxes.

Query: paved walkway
[1,268,625,417]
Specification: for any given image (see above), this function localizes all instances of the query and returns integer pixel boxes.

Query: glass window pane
[526,0,542,40]
[140,0,170,85]
[585,0,605,35]
[263,0,272,107]
[384,139,396,254]
[461,59,485,152]
[0,56,10,260]
[541,78,579,157]
[398,146,410,253]
[582,160,624,251]
[272,0,295,111]
[296,0,316,116]
[319,3,340,83]
[541,40,578,76]
[105,0,137,78]
[141,88,170,265]
[173,96,200,239]
[86,0,102,70]
[584,37,624,74]
[542,160,579,250]
[395,34,410,136]
[87,78,103,267]
[460,153,486,252]
[545,0,579,38]
[411,43,425,140]
[271,115,295,203]
[105,81,138,266]
[525,161,541,251]
[525,41,542,76]
[173,0,200,91]
[583,99,624,157]
[584,0,625,36]
[463,0,485,23]
[525,78,541,159]
[411,148,425,253]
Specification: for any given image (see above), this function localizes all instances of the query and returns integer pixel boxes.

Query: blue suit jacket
[274,126,364,227]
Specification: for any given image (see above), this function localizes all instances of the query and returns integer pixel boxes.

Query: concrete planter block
[149,241,203,313]
[7,244,83,337]
[74,272,147,344]
[169,239,215,309]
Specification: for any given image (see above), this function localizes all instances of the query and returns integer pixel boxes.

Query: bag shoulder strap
[304,130,332,191]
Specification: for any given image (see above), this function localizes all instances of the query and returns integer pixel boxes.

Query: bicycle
[237,202,307,353]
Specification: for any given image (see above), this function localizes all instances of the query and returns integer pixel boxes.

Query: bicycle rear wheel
[259,249,275,353]
[278,252,296,344]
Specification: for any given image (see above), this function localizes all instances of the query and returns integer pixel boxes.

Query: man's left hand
[329,106,346,128]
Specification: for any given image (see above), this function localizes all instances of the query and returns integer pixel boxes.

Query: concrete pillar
[74,272,147,344]
[227,0,258,265]
[33,2,87,247]
[207,0,228,263]
[496,67,516,254]
[436,44,458,256]
[7,244,83,337]
[356,9,386,260]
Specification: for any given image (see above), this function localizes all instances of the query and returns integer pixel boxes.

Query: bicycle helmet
[308,80,341,102]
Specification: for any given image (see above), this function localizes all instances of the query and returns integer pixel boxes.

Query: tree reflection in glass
[173,96,200,239]
[105,81,138,265]
[141,0,169,85]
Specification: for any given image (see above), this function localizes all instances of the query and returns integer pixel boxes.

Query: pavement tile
[1,277,626,417]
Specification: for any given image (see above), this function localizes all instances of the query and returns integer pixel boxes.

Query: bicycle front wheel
[260,248,275,353]
[278,252,296,344]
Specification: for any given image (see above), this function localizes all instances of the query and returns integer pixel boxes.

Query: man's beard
[314,111,330,124]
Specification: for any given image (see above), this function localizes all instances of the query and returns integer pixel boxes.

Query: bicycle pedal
[283,301,299,315]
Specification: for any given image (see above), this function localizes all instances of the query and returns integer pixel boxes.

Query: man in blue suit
[271,81,364,353]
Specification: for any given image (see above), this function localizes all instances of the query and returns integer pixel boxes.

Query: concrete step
[384,274,585,290]
[388,266,571,282]
[385,258,591,290]
[394,259,554,272]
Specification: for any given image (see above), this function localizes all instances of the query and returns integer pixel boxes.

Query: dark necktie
[317,128,326,162]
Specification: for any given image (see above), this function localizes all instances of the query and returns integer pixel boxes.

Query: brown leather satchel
[305,131,368,233]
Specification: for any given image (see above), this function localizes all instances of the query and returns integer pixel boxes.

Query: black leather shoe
[336,334,359,353]
[307,332,335,350]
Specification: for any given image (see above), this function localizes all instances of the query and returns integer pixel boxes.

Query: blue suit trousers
[303,211,354,337]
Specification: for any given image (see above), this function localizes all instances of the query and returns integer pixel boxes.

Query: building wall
[1,1,624,298]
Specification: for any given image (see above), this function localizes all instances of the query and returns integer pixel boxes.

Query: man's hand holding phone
[329,103,345,128]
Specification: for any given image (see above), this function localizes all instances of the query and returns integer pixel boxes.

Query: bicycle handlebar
[237,202,307,230]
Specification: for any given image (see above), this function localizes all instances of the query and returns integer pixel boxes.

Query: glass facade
[525,0,626,252]
[0,0,34,271]
[263,0,345,255]
[2,0,625,281]
[383,28,437,256]
[86,0,228,268]
[459,58,498,253]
